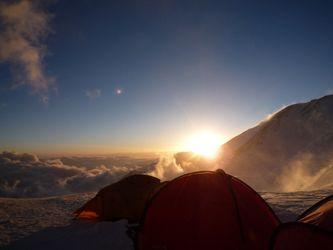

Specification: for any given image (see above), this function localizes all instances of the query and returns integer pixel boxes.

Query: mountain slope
[221,95,333,191]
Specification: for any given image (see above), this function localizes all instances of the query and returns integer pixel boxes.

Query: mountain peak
[221,94,333,191]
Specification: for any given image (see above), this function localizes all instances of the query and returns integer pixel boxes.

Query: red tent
[137,170,279,250]
[270,195,333,250]
[270,222,333,250]
[298,195,333,231]
[74,174,162,221]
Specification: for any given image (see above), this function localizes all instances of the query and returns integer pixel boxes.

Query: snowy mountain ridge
[221,94,333,191]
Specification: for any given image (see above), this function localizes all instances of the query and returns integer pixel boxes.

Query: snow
[0,193,94,246]
[221,95,333,191]
[261,189,332,221]
[6,220,133,250]
[1,190,332,249]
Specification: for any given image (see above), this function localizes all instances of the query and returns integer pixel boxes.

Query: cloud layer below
[0,151,217,197]
[1,149,332,198]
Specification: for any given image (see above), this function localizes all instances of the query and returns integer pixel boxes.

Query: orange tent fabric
[74,174,162,221]
[298,195,333,231]
[270,222,333,250]
[137,170,279,250]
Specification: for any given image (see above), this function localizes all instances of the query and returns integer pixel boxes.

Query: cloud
[147,152,218,180]
[5,149,331,197]
[0,151,132,197]
[0,0,54,103]
[146,154,184,180]
[85,89,101,100]
[0,151,218,197]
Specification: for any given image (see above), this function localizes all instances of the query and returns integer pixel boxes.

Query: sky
[0,0,333,155]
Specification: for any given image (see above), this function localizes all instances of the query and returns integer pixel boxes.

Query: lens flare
[115,88,123,96]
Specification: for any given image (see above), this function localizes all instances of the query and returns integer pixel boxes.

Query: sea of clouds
[0,151,217,198]
[2,149,332,198]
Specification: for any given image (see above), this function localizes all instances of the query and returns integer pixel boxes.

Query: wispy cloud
[0,0,54,103]
[85,89,101,100]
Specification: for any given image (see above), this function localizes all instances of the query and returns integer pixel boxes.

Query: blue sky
[0,0,332,154]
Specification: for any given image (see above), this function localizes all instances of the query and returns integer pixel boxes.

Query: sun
[184,131,222,158]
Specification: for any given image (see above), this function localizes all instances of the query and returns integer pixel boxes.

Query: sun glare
[184,131,222,158]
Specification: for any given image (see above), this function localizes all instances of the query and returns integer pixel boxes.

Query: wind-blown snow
[221,95,333,191]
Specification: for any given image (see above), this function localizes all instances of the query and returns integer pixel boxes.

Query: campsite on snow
[1,0,333,249]
[1,95,333,249]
